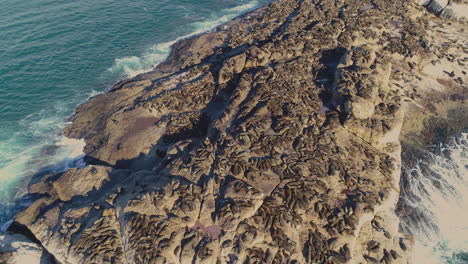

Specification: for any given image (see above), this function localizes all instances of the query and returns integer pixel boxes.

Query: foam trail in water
[0,86,98,185]
[0,135,86,225]
[108,1,259,78]
[401,133,468,264]
[0,137,85,191]
[0,89,100,225]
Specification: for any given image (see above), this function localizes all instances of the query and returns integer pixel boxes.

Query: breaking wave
[0,90,97,226]
[400,133,468,264]
[107,1,259,78]
[0,0,266,228]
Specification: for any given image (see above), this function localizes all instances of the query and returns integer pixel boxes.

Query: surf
[399,133,468,264]
[108,1,260,78]
[0,0,271,228]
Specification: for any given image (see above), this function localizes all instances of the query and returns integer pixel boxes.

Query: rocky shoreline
[1,0,467,263]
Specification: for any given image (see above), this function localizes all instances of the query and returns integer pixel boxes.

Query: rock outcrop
[2,0,466,263]
[0,233,53,264]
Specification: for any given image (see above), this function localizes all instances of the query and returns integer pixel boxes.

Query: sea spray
[108,1,260,78]
[0,136,86,226]
[0,91,94,226]
[0,0,272,227]
[399,133,468,264]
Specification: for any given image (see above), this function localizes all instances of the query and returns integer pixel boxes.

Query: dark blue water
[0,0,271,224]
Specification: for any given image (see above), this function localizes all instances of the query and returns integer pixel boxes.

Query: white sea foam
[226,1,259,12]
[108,43,173,77]
[0,0,263,225]
[0,98,87,209]
[108,1,259,78]
[0,136,85,188]
[85,89,102,100]
[0,0,261,222]
[56,137,86,164]
[0,134,85,227]
[401,133,468,264]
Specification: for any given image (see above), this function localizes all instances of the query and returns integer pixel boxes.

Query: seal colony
[1,0,466,263]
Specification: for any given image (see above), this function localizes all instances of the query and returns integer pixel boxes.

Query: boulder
[51,166,111,201]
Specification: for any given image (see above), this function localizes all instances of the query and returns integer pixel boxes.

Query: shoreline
[105,1,273,93]
[1,0,467,263]
[0,0,269,227]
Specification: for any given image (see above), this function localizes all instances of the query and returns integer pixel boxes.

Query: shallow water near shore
[0,0,272,225]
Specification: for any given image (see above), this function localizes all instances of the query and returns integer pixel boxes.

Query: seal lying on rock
[1,0,467,263]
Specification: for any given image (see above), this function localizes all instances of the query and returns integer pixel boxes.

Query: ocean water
[400,133,468,264]
[0,0,272,225]
[1,1,466,262]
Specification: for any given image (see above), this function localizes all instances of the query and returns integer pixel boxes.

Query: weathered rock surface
[0,233,53,264]
[3,0,467,263]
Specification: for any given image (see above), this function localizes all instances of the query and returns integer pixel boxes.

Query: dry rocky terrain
[1,0,466,263]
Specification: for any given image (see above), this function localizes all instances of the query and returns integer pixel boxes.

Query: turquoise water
[1,1,466,263]
[0,0,272,225]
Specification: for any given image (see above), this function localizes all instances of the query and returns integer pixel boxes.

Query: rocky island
[1,0,466,263]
